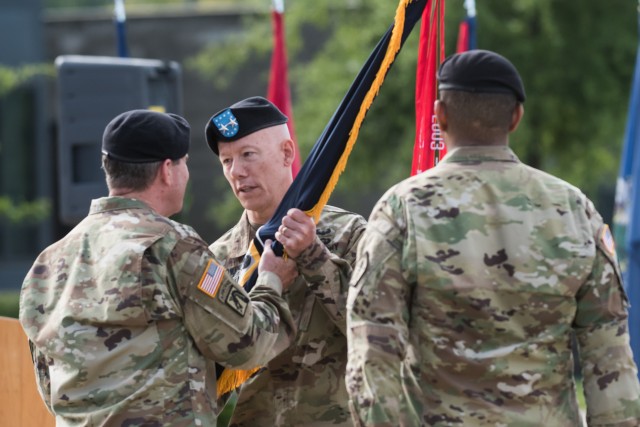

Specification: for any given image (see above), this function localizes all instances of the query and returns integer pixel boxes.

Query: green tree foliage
[193,0,636,216]
[43,0,199,8]
[42,0,245,9]
[0,65,55,224]
[483,0,636,197]
[0,64,54,97]
[0,198,50,223]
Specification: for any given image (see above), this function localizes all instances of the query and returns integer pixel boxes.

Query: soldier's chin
[237,196,257,210]
[237,190,259,203]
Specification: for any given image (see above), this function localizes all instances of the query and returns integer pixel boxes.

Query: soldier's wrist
[256,271,283,295]
[296,237,330,271]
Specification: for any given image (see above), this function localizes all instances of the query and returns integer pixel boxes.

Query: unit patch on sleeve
[225,288,249,317]
[600,224,617,258]
[197,259,224,298]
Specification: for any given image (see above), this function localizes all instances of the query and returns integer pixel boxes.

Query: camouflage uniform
[210,205,366,426]
[347,146,640,426]
[19,197,295,427]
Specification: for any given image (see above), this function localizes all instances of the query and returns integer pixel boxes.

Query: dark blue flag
[217,0,430,397]
[237,0,429,293]
[613,6,640,374]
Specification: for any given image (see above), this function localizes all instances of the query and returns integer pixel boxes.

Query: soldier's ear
[509,104,524,133]
[434,100,448,131]
[282,138,295,167]
[158,159,174,185]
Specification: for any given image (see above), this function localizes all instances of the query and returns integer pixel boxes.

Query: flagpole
[463,0,476,50]
[114,0,129,58]
[464,0,476,18]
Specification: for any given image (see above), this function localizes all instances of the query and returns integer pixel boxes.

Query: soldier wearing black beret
[20,105,300,426]
[437,48,526,102]
[204,96,368,426]
[434,49,526,147]
[102,109,191,163]
[346,49,640,426]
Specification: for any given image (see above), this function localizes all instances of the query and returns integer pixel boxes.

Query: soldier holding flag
[205,97,367,426]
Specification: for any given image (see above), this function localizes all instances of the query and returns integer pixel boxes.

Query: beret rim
[101,149,171,164]
[102,109,190,163]
[437,49,526,103]
[438,83,525,102]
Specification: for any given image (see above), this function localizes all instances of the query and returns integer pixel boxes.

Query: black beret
[205,96,288,155]
[102,109,190,163]
[438,49,526,103]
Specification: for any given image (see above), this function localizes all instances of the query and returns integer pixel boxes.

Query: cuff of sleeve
[295,236,330,272]
[255,271,283,296]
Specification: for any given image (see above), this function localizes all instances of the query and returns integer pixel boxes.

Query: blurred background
[1,0,637,301]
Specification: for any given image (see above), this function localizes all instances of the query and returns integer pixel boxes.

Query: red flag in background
[456,21,470,53]
[456,0,476,53]
[411,0,446,176]
[267,0,301,177]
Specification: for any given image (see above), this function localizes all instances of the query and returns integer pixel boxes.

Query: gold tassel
[216,242,263,396]
[306,0,412,223]
[217,366,262,397]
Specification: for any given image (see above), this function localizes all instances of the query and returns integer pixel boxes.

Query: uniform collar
[226,211,260,259]
[89,196,154,215]
[440,145,520,165]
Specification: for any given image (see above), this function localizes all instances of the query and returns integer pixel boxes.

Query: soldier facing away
[204,96,367,426]
[346,50,640,426]
[20,109,298,426]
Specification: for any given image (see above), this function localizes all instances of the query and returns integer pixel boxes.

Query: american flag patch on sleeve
[197,259,224,298]
[600,224,616,258]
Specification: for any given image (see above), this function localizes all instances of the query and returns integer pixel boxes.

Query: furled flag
[613,3,640,371]
[456,0,476,53]
[268,0,301,177]
[411,0,446,176]
[217,0,430,397]
[113,0,129,57]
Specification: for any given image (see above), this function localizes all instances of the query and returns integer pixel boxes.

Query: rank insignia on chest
[212,109,239,138]
[197,259,224,298]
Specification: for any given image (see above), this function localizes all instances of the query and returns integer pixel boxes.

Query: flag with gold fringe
[217,0,429,398]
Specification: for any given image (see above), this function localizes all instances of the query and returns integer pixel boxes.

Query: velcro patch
[351,252,369,287]
[601,224,616,258]
[197,259,224,298]
[225,288,249,317]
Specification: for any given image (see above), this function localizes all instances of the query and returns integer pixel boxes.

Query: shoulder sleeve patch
[600,224,616,258]
[223,288,249,317]
[350,252,369,288]
[197,259,225,298]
